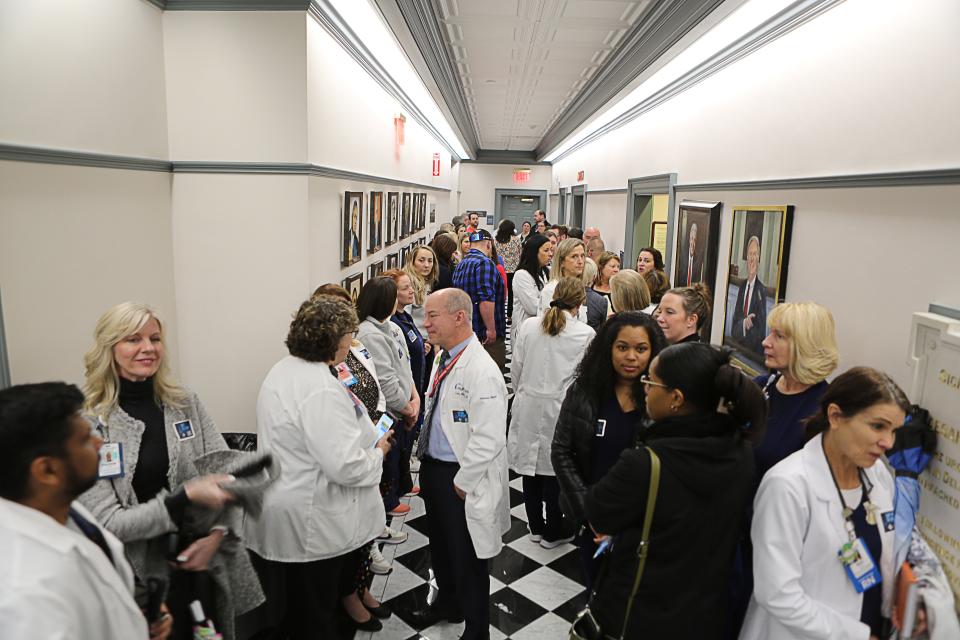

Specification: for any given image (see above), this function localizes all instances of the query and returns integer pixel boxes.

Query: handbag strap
[618,447,661,640]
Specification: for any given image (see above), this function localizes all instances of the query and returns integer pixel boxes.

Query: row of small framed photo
[340,237,429,304]
[341,190,434,267]
[672,202,794,375]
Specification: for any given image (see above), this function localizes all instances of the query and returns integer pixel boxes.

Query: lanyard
[822,437,876,542]
[428,349,466,398]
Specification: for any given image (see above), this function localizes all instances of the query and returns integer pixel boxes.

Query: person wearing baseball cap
[451,228,507,371]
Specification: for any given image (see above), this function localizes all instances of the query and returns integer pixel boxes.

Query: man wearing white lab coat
[0,382,153,640]
[408,288,511,640]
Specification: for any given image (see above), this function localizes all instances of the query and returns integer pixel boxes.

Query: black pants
[420,458,490,640]
[506,271,515,319]
[521,474,564,540]
[167,570,217,640]
[245,546,364,640]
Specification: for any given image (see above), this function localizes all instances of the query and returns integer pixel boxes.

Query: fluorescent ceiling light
[541,0,807,162]
[329,0,471,160]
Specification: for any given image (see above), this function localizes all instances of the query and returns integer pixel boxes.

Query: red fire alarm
[513,168,531,184]
[432,153,441,177]
[577,170,585,182]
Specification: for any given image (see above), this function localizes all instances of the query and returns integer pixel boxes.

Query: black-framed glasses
[639,375,670,389]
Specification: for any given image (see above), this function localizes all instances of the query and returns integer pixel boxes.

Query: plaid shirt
[452,249,506,342]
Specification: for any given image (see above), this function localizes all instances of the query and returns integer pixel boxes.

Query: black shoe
[407,606,464,628]
[351,615,383,631]
[365,602,393,619]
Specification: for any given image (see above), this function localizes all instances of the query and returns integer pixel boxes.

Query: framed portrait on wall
[419,193,427,230]
[401,193,412,239]
[368,191,383,254]
[386,192,399,246]
[341,191,363,267]
[367,260,384,280]
[722,205,794,374]
[429,202,436,224]
[672,200,722,290]
[412,194,420,233]
[386,252,399,270]
[341,272,363,306]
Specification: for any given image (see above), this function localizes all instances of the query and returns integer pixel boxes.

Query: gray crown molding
[535,0,724,161]
[544,0,846,163]
[0,143,172,172]
[676,168,960,191]
[929,304,960,322]
[460,149,550,166]
[308,0,463,160]
[160,1,309,9]
[380,0,481,156]
[174,161,451,190]
[0,144,450,191]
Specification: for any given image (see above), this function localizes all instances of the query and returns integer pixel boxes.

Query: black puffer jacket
[552,382,645,523]
[584,413,753,640]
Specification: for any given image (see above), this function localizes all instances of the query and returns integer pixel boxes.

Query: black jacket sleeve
[585,447,653,535]
[552,384,593,523]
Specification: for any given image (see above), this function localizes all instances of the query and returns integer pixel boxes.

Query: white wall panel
[583,192,628,253]
[0,0,169,157]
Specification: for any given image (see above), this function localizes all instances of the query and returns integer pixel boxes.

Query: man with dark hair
[0,382,164,638]
[451,215,462,228]
[465,211,480,232]
[568,226,584,239]
[452,229,507,371]
[533,209,549,228]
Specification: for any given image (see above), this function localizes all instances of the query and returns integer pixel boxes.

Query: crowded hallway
[2,1,960,639]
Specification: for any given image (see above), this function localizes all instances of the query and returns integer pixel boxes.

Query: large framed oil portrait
[722,205,794,374]
[417,193,426,231]
[341,191,363,267]
[672,200,722,341]
[368,191,384,254]
[341,272,363,306]
[367,260,384,280]
[411,193,420,233]
[386,192,399,247]
[401,193,412,239]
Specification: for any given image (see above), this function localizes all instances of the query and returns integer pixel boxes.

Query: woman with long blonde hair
[508,278,595,547]
[79,301,262,640]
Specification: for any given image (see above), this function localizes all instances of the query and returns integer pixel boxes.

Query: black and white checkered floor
[359,471,586,640]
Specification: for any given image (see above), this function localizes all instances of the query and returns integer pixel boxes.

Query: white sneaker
[539,534,575,549]
[409,455,421,473]
[377,525,408,545]
[369,545,392,575]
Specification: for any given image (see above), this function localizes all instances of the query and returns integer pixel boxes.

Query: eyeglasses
[639,375,670,389]
[343,330,358,340]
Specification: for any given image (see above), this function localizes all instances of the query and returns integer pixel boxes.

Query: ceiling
[376,0,725,161]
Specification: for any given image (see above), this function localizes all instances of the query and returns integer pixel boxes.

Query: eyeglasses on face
[639,375,670,389]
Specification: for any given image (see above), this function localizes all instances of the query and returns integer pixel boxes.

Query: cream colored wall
[163,11,308,162]
[0,0,168,157]
[553,0,960,189]
[457,163,553,228]
[306,19,454,189]
[678,184,960,391]
[584,192,628,253]
[0,161,177,386]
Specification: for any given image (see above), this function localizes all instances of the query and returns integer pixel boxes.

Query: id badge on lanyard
[838,537,882,593]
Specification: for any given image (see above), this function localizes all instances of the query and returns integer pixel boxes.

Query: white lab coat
[538,279,588,322]
[424,336,511,559]
[740,434,896,640]
[507,313,594,476]
[0,498,148,640]
[244,355,385,562]
[511,269,541,346]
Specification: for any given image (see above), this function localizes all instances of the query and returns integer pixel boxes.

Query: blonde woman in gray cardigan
[79,302,263,640]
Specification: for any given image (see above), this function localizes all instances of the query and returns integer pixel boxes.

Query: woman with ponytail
[583,343,766,639]
[657,283,712,344]
[508,278,595,547]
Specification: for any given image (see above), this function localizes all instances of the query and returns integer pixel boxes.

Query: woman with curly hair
[551,311,667,587]
[79,302,261,640]
[244,297,394,636]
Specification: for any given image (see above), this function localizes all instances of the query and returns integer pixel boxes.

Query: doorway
[557,187,567,225]
[624,174,677,278]
[570,184,586,229]
[495,189,547,230]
